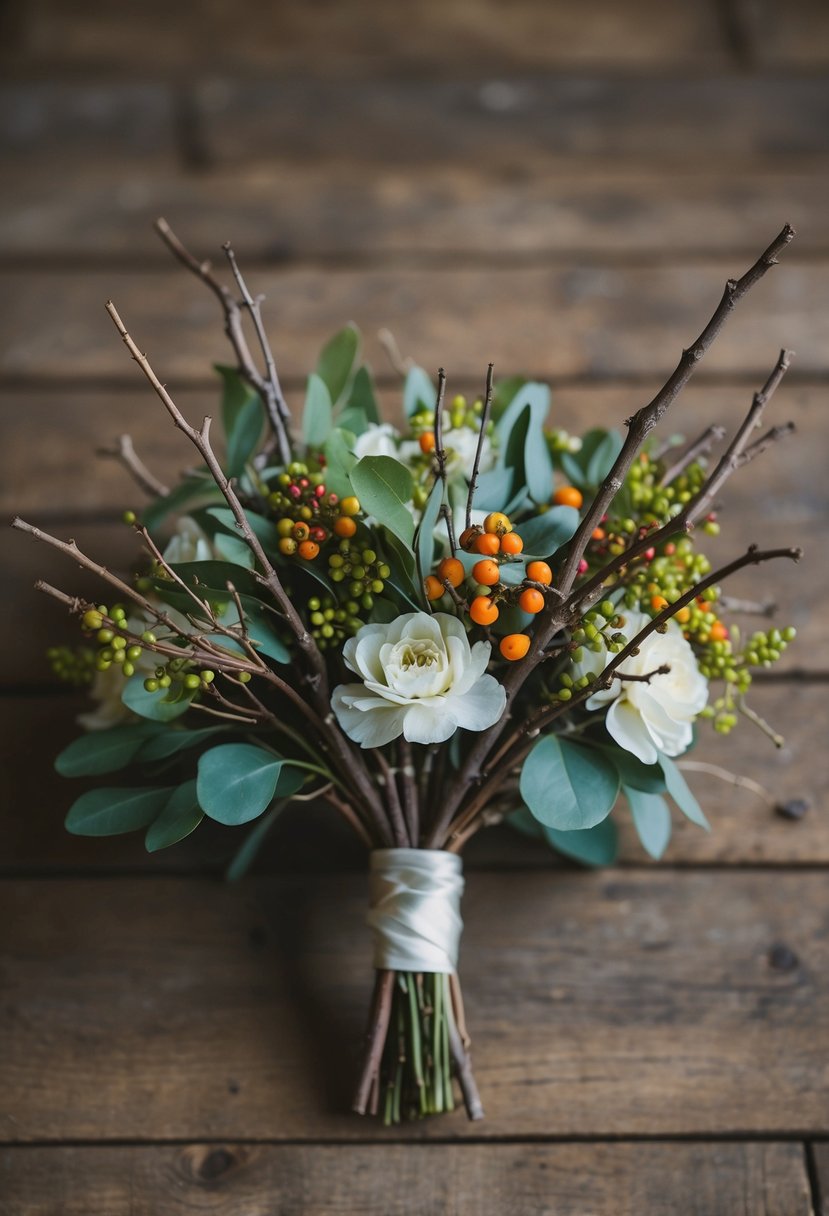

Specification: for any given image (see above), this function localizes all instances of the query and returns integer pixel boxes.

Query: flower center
[399,641,439,670]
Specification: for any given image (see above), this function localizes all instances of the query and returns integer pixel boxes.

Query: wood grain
[2,871,828,1141]
[812,1141,829,1215]
[0,1142,812,1216]
[2,679,825,872]
[1,261,824,385]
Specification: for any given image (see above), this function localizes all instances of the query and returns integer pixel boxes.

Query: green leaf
[323,428,358,498]
[316,324,359,404]
[137,726,226,763]
[66,785,172,836]
[508,806,618,867]
[473,465,514,513]
[225,801,286,880]
[659,754,710,830]
[302,372,333,449]
[350,455,414,547]
[216,364,251,434]
[598,746,667,793]
[207,507,283,553]
[491,375,527,422]
[403,367,435,418]
[145,780,204,852]
[226,393,264,478]
[142,476,222,533]
[344,364,379,424]
[518,506,580,558]
[625,787,672,859]
[561,428,623,490]
[520,734,620,831]
[212,530,256,569]
[414,477,444,589]
[197,743,304,825]
[122,676,194,722]
[55,723,160,777]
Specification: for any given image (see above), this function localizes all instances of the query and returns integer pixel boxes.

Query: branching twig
[465,362,494,530]
[659,424,726,486]
[97,434,170,498]
[154,217,292,465]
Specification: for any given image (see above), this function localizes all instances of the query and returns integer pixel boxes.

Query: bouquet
[14,220,801,1125]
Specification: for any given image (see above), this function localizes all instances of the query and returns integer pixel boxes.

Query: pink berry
[578,559,588,574]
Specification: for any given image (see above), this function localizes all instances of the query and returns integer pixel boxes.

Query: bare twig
[615,663,671,684]
[97,433,170,498]
[154,217,292,465]
[465,362,494,530]
[373,751,410,847]
[659,424,726,486]
[736,421,796,467]
[717,594,777,617]
[398,738,419,847]
[352,970,396,1115]
[677,759,776,808]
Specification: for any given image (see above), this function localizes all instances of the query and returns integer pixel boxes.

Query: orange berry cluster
[425,512,557,662]
[268,463,362,562]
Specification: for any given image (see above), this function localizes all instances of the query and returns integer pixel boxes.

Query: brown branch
[352,970,396,1115]
[465,362,494,530]
[659,424,726,486]
[447,1005,484,1121]
[373,750,410,847]
[398,738,420,847]
[736,421,795,467]
[97,433,170,498]
[616,663,671,683]
[154,217,292,465]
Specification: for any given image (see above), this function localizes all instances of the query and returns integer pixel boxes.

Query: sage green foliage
[520,735,620,831]
[659,754,710,829]
[145,780,203,852]
[316,323,360,404]
[55,722,160,776]
[349,455,415,547]
[509,806,619,867]
[66,786,174,836]
[197,743,305,825]
[559,427,623,490]
[302,373,333,447]
[625,787,672,859]
[216,365,264,477]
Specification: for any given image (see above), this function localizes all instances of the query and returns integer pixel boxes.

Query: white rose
[577,609,708,765]
[442,425,495,479]
[352,423,401,461]
[162,516,215,564]
[332,611,506,747]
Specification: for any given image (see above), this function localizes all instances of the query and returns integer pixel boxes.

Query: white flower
[576,610,708,765]
[442,425,495,479]
[332,611,506,747]
[162,516,215,564]
[352,423,401,461]
[77,666,136,731]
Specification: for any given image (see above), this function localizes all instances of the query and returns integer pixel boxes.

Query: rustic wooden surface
[1,2,828,1212]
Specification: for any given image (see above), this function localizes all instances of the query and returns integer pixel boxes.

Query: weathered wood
[0,1142,813,1215]
[4,167,826,261]
[1,871,828,1140]
[732,0,829,67]
[1,261,825,385]
[2,679,825,871]
[812,1142,829,1215]
[0,1,732,76]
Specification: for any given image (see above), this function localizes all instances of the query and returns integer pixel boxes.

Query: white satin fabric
[367,848,464,973]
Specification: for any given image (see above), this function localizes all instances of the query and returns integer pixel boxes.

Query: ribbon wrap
[367,848,464,973]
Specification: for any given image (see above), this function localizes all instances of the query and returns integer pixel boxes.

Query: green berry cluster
[555,601,627,701]
[626,452,709,527]
[80,605,145,680]
[306,594,363,651]
[47,645,96,686]
[141,635,218,696]
[328,540,391,612]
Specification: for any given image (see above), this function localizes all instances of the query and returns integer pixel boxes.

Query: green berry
[144,678,159,693]
[184,674,201,691]
[82,609,103,631]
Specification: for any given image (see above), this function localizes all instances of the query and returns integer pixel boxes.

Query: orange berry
[553,486,583,509]
[459,526,481,551]
[675,606,690,624]
[334,516,357,538]
[298,540,320,561]
[472,559,500,587]
[339,496,361,517]
[650,595,669,612]
[592,527,606,541]
[292,521,310,541]
[500,633,531,661]
[499,532,524,555]
[437,557,465,588]
[470,595,499,626]
[419,431,436,454]
[424,576,445,601]
[526,560,552,585]
[709,620,728,642]
[474,533,501,556]
[519,588,545,614]
[483,512,512,535]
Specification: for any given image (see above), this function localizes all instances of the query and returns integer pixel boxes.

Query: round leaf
[197,743,303,825]
[520,735,620,831]
[122,676,194,723]
[350,456,415,547]
[625,787,672,859]
[145,780,204,852]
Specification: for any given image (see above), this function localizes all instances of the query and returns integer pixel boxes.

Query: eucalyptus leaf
[197,743,304,825]
[350,456,414,547]
[226,393,263,478]
[137,726,226,763]
[207,507,283,553]
[403,366,435,418]
[344,364,379,424]
[55,722,160,777]
[659,754,710,830]
[520,734,620,831]
[66,785,173,836]
[598,746,667,793]
[142,476,222,533]
[212,531,256,568]
[414,477,444,588]
[122,676,194,722]
[625,787,672,859]
[316,324,360,404]
[323,428,358,498]
[145,780,204,852]
[508,806,618,867]
[473,465,515,513]
[302,372,333,448]
[225,801,286,881]
[518,506,580,558]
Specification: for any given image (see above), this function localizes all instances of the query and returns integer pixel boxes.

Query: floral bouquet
[14,221,800,1124]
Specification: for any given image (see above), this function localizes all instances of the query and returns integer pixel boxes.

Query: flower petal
[605,697,660,765]
[448,674,507,732]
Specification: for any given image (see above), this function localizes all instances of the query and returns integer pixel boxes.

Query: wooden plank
[1,679,826,872]
[1,262,825,384]
[812,1142,829,1215]
[0,1,730,75]
[0,1142,813,1216]
[2,872,827,1139]
[734,0,829,68]
[4,167,825,262]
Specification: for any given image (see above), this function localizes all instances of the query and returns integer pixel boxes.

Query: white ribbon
[367,848,464,974]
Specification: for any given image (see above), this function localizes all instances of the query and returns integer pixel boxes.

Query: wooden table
[2,3,828,1211]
